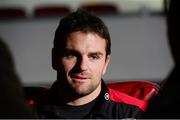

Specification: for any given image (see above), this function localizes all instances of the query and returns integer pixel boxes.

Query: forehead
[65,31,106,54]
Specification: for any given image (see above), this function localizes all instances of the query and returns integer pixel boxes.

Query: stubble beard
[69,79,101,97]
[57,72,101,99]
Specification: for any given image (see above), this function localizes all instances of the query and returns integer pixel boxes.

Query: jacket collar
[48,79,110,105]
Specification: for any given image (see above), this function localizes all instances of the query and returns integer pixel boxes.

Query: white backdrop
[0,15,174,85]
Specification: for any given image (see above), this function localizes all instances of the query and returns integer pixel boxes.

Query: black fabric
[34,80,143,119]
[43,96,97,119]
[143,66,180,119]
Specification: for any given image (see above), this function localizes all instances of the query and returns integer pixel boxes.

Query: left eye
[89,55,98,60]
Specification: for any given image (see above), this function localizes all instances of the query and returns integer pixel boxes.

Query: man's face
[53,31,110,96]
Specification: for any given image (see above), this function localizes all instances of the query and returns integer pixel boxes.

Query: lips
[71,75,88,79]
[70,74,90,82]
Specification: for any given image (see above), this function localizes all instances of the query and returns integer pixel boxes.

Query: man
[34,9,144,119]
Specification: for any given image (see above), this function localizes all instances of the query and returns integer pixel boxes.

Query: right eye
[65,53,75,58]
[63,51,77,59]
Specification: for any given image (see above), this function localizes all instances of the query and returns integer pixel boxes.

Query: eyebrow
[63,49,79,55]
[64,48,104,56]
[88,52,104,56]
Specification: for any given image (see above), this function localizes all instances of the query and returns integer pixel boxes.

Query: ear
[52,48,58,70]
[102,55,111,75]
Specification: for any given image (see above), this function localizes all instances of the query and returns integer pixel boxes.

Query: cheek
[92,62,106,76]
[61,59,76,72]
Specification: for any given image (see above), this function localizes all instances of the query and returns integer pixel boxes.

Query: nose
[78,57,88,71]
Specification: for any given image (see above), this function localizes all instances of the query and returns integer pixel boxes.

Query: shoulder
[108,87,147,111]
[107,81,159,112]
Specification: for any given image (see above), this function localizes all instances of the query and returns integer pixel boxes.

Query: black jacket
[34,80,144,119]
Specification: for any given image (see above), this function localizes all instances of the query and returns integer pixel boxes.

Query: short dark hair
[53,9,111,56]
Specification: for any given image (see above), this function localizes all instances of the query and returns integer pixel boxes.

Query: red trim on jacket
[108,87,147,111]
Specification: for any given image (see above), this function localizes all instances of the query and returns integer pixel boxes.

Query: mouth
[70,75,90,82]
